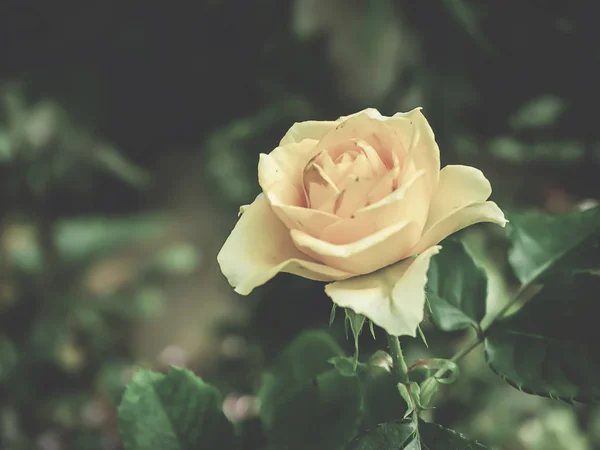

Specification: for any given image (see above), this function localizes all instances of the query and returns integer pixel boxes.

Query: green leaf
[258,330,362,450]
[410,359,460,385]
[427,238,487,331]
[396,383,416,420]
[330,303,338,327]
[152,243,200,275]
[411,359,460,407]
[369,320,376,339]
[346,420,489,449]
[8,215,167,273]
[345,420,415,449]
[118,367,238,450]
[418,378,440,409]
[345,309,367,368]
[418,421,490,449]
[507,206,600,286]
[329,356,367,377]
[416,325,428,348]
[485,274,600,403]
[508,95,565,130]
[361,365,409,431]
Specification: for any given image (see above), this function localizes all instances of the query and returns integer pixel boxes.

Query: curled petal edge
[324,246,442,337]
[217,194,353,295]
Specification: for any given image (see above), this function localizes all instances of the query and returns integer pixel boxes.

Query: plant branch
[387,333,409,384]
[431,282,542,380]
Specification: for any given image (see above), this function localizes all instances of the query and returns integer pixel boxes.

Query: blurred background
[1,1,600,449]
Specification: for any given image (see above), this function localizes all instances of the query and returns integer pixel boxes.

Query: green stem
[387,333,409,384]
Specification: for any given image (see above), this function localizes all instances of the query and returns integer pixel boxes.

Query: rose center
[302,139,392,217]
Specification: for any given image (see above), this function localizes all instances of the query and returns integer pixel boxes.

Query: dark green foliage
[427,238,488,332]
[118,367,239,450]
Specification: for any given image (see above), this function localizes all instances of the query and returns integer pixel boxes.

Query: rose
[217,108,506,336]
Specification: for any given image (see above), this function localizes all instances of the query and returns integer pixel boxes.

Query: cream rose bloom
[217,108,506,336]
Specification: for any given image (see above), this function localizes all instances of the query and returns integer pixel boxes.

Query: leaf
[345,420,416,449]
[411,359,460,385]
[418,421,490,449]
[258,330,362,450]
[417,378,440,409]
[329,356,367,377]
[411,359,460,407]
[485,274,600,403]
[369,320,376,340]
[508,95,565,130]
[507,206,600,286]
[8,215,167,273]
[361,365,409,431]
[417,325,428,348]
[346,420,489,449]
[345,308,367,368]
[427,238,487,331]
[396,383,416,419]
[152,243,200,275]
[330,303,338,327]
[118,367,238,450]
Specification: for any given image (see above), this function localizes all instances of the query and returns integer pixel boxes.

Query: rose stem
[387,333,410,384]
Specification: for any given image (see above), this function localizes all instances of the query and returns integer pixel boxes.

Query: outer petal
[291,219,421,274]
[409,165,507,255]
[280,121,339,146]
[410,202,506,255]
[336,108,384,122]
[386,108,440,195]
[325,246,441,336]
[217,194,353,295]
[279,108,384,146]
[258,139,321,207]
[424,165,492,228]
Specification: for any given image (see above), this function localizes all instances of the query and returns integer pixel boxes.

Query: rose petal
[346,152,375,180]
[303,158,340,209]
[258,153,302,207]
[410,201,506,256]
[290,219,421,274]
[319,148,365,189]
[326,139,386,182]
[360,168,428,227]
[258,139,320,207]
[324,246,441,336]
[217,194,353,295]
[280,121,339,146]
[365,163,401,205]
[386,108,440,194]
[269,201,340,237]
[337,108,383,122]
[320,170,427,243]
[408,164,507,254]
[356,139,387,176]
[278,108,384,146]
[318,110,406,169]
[332,176,381,218]
[423,165,492,228]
